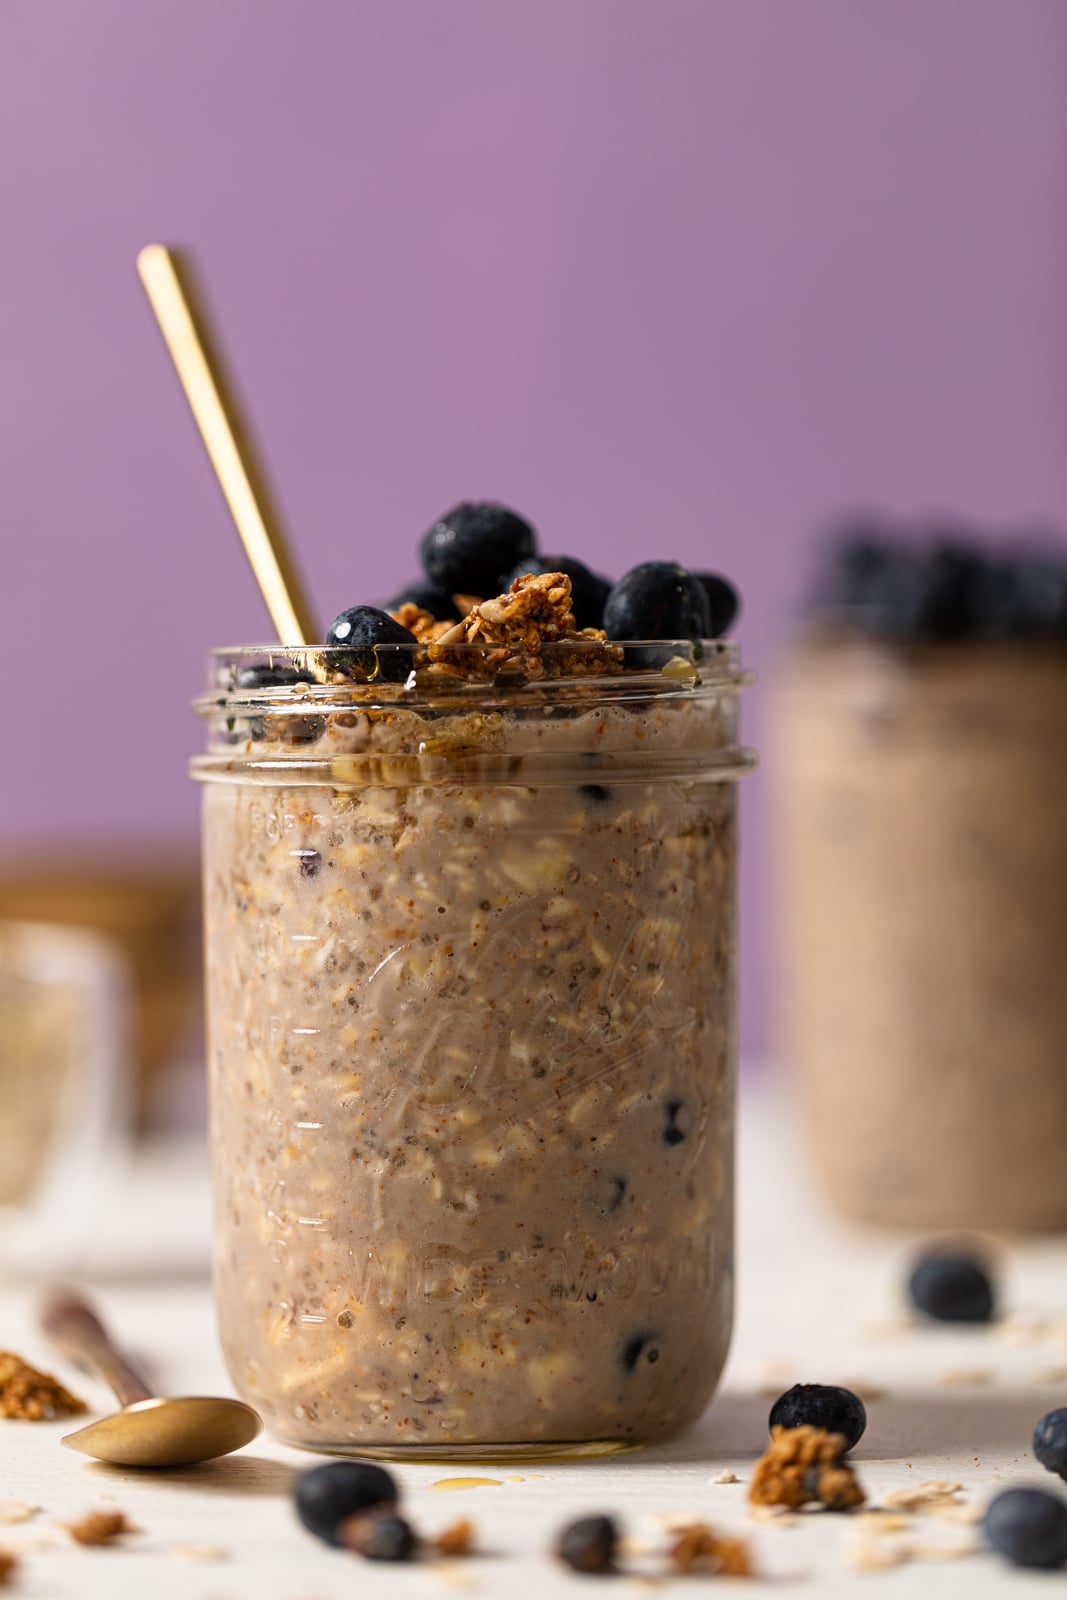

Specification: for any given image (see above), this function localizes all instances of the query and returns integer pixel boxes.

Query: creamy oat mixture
[197,575,748,1451]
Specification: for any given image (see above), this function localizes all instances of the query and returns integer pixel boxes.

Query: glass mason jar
[773,637,1067,1230]
[193,638,752,1457]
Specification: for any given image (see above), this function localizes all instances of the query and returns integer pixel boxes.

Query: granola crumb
[1033,1366,1067,1385]
[64,1510,136,1546]
[0,1503,38,1525]
[748,1425,865,1512]
[907,1537,982,1561]
[390,603,454,644]
[434,1519,476,1557]
[747,1504,798,1526]
[883,1481,963,1513]
[930,1502,983,1526]
[665,1522,755,1576]
[0,1551,16,1587]
[854,1511,911,1535]
[848,1540,909,1572]
[995,1315,1049,1347]
[710,1470,739,1485]
[0,1352,86,1421]
[937,1368,993,1389]
[171,1544,228,1563]
[844,1381,887,1403]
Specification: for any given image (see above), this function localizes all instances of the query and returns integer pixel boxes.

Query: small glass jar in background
[0,921,131,1273]
[194,639,752,1457]
[773,635,1067,1230]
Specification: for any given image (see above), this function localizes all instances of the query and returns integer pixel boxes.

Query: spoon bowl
[61,1395,262,1469]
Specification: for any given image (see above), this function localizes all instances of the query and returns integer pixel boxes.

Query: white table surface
[2,1074,1066,1598]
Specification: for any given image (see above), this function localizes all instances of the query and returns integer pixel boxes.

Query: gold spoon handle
[136,242,319,646]
[41,1289,154,1408]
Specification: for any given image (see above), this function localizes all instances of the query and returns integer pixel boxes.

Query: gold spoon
[42,1289,262,1468]
[136,242,319,646]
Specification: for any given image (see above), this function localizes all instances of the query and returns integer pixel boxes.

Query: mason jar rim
[194,638,750,717]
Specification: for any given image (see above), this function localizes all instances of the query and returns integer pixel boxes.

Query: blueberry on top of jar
[501,554,612,629]
[603,561,712,642]
[693,572,740,637]
[294,1460,398,1546]
[907,1246,996,1323]
[812,520,1067,642]
[768,1383,867,1452]
[326,605,418,682]
[420,501,537,597]
[383,580,460,622]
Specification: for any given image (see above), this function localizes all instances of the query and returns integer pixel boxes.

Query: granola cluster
[748,1425,865,1512]
[0,1352,86,1421]
[0,1551,16,1587]
[417,572,623,681]
[666,1522,754,1576]
[64,1510,135,1546]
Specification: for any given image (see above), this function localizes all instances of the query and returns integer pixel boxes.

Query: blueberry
[501,555,612,629]
[326,606,418,682]
[1034,1410,1067,1481]
[815,524,924,638]
[768,1384,867,1452]
[603,562,712,642]
[580,783,611,803]
[236,663,314,690]
[339,1508,418,1562]
[294,1460,398,1546]
[663,1100,686,1147]
[693,572,739,637]
[383,580,460,622]
[556,1514,619,1574]
[232,663,316,741]
[620,1331,660,1373]
[984,1487,1067,1569]
[907,1249,996,1323]
[911,539,981,640]
[420,502,537,597]
[1005,547,1067,638]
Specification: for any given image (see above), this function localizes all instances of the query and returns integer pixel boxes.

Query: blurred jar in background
[0,853,202,1128]
[773,530,1067,1230]
[0,921,131,1272]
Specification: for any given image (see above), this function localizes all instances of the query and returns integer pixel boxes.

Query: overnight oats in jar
[775,528,1067,1229]
[193,530,751,1457]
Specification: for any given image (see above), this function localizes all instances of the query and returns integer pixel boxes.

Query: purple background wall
[3,0,1067,1057]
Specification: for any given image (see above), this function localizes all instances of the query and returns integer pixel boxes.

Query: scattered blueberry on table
[1034,1409,1067,1482]
[984,1486,1067,1569]
[556,1514,619,1574]
[907,1247,996,1323]
[294,1460,398,1546]
[767,1383,867,1453]
[338,1507,418,1562]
